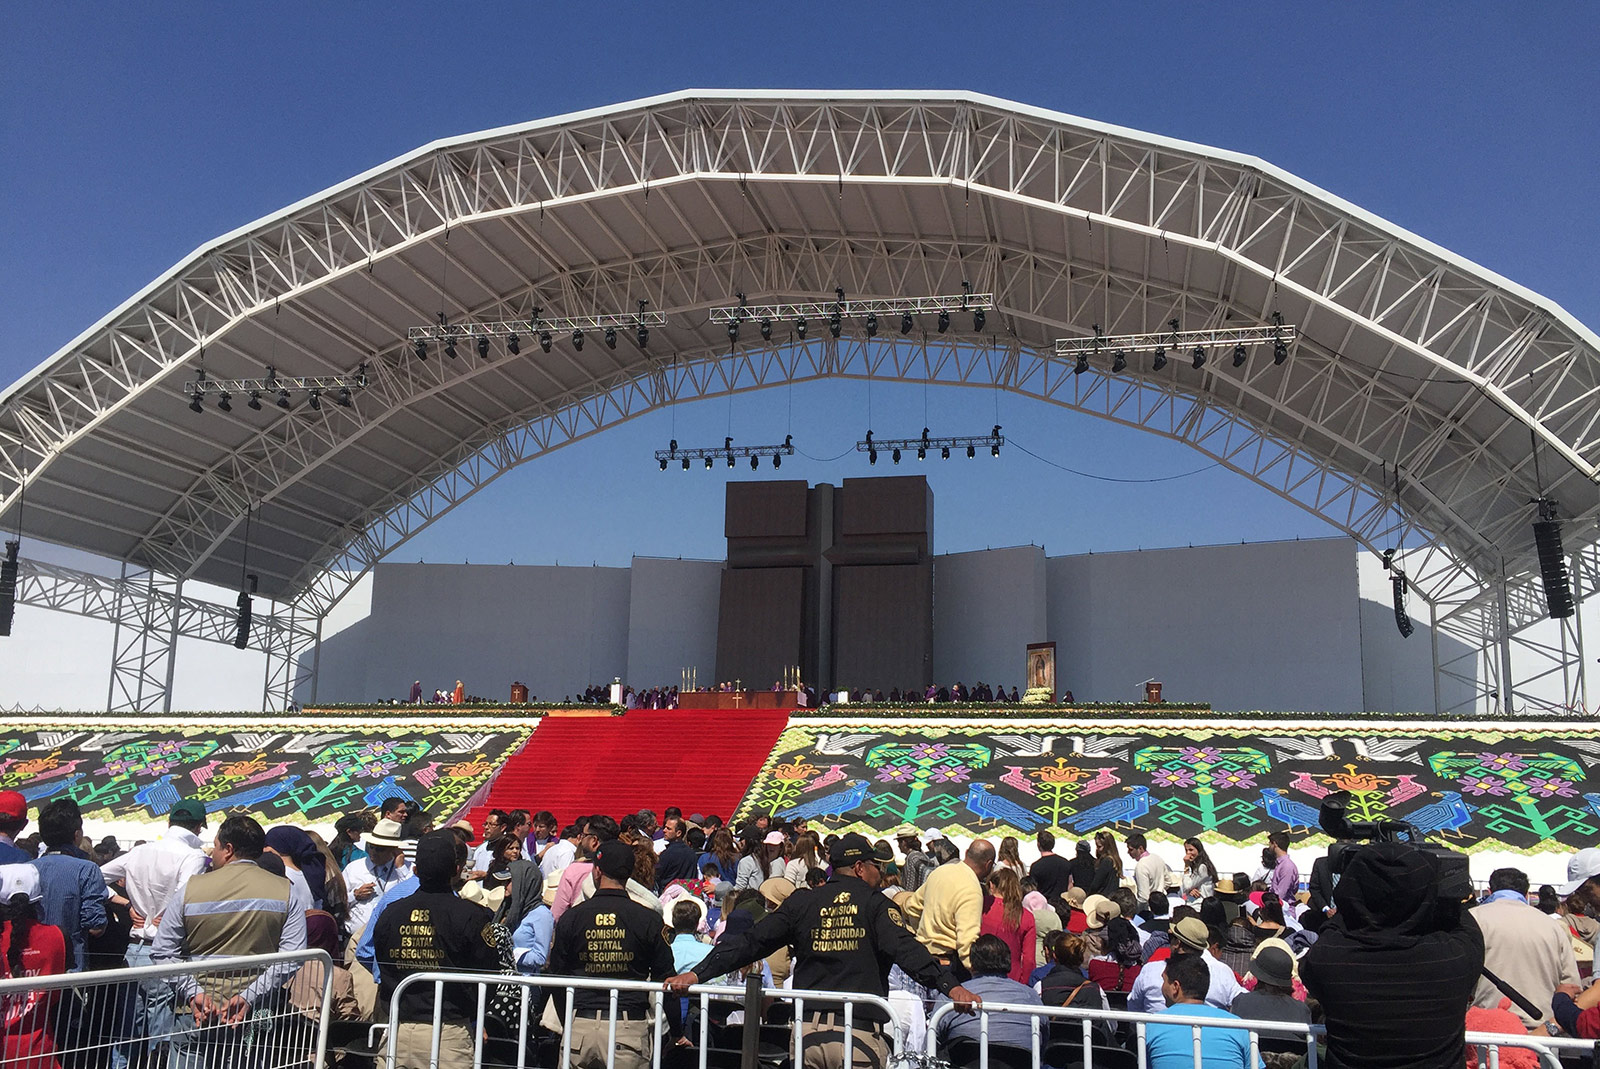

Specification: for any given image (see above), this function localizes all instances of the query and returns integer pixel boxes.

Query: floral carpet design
[734,718,1600,854]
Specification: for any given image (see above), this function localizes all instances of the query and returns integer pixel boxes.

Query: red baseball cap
[0,791,27,821]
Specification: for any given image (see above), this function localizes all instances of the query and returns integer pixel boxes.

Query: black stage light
[760,319,772,342]
[1233,344,1247,368]
[727,320,739,343]
[276,388,292,409]
[829,309,842,338]
[901,312,913,334]
[189,393,204,414]
[973,308,986,332]
[992,441,1001,457]
[572,329,584,351]
[247,391,263,411]
[869,449,878,465]
[941,445,950,459]
[1192,345,1206,369]
[967,444,975,458]
[540,331,553,353]
[772,453,781,469]
[1152,347,1168,371]
[917,446,926,461]
[338,387,353,408]
[414,339,428,360]
[605,327,617,350]
[704,456,713,470]
[508,334,520,355]
[937,309,950,333]
[445,337,457,359]
[1534,511,1575,618]
[309,389,322,411]
[636,325,648,348]
[865,312,878,338]
[795,318,807,339]
[726,453,735,469]
[659,457,668,471]
[891,447,901,464]
[1112,349,1127,373]
[682,457,690,471]
[750,455,759,470]
[217,392,232,413]
[1075,353,1089,375]
[1274,339,1289,365]
[477,336,489,359]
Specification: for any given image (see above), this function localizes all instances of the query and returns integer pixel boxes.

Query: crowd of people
[1,782,1597,1069]
[391,679,1047,710]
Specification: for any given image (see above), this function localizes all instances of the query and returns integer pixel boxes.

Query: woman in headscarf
[264,826,328,910]
[288,909,364,1022]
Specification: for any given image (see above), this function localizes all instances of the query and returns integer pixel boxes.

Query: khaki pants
[566,1015,653,1069]
[385,1020,474,1069]
[800,1014,890,1069]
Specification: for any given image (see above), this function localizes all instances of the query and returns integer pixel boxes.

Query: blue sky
[4,4,1597,569]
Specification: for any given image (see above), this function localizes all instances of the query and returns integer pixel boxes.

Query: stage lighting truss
[707,289,995,338]
[407,302,667,355]
[1053,317,1299,371]
[183,364,369,412]
[855,426,1004,464]
[654,435,795,470]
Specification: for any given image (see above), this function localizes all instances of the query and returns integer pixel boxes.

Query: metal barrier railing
[0,949,332,1069]
[924,998,1597,1069]
[385,970,901,1069]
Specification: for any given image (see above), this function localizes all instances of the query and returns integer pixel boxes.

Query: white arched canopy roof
[3,90,1597,629]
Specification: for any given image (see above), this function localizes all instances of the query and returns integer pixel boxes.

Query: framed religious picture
[1025,641,1056,703]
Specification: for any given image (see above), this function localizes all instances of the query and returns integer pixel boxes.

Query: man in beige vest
[153,814,309,1066]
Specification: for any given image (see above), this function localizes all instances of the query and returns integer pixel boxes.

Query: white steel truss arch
[1,91,1595,712]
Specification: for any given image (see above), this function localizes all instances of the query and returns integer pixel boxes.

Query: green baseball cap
[169,798,208,825]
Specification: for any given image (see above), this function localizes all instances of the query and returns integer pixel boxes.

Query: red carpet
[463,708,792,836]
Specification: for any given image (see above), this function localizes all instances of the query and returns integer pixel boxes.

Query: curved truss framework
[1,91,1595,713]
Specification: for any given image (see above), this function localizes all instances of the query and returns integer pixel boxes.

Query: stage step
[461,708,792,840]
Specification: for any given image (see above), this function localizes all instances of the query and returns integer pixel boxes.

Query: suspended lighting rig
[655,435,796,471]
[709,286,995,341]
[406,301,667,357]
[856,426,1005,465]
[1055,315,1299,373]
[183,364,369,413]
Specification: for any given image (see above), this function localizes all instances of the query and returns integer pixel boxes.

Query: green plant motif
[1029,758,1096,829]
[863,741,990,826]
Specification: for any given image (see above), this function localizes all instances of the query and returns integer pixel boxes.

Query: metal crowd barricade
[923,999,1597,1069]
[385,971,900,1069]
[0,949,333,1069]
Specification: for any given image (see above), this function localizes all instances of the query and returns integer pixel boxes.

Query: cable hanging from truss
[857,426,1004,465]
[655,435,796,471]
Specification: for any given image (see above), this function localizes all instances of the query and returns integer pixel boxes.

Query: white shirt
[1133,851,1175,902]
[1127,951,1243,1015]
[540,839,577,879]
[343,854,413,939]
[99,825,208,941]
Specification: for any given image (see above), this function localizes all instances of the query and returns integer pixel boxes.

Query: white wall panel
[626,556,722,689]
[932,545,1046,691]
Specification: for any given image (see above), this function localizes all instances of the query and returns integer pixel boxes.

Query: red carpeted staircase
[461,708,792,837]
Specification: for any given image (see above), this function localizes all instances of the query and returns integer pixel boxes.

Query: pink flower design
[909,744,950,761]
[930,765,970,784]
[876,766,913,783]
[1460,775,1508,797]
[1476,753,1526,772]
[1179,747,1221,765]
[1151,768,1195,788]
[1524,776,1576,798]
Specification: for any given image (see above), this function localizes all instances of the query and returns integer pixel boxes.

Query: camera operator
[1300,840,1483,1069]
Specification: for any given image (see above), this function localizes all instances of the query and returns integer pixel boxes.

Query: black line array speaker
[0,540,17,637]
[1532,519,1575,619]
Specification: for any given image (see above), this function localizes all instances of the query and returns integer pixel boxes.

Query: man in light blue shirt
[512,901,553,973]
[935,935,1044,1055]
[1129,916,1243,1014]
[1145,954,1262,1069]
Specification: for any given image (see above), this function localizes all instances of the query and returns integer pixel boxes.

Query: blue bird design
[21,774,82,802]
[1585,793,1600,822]
[1067,786,1150,833]
[1258,788,1322,832]
[780,780,870,821]
[963,783,1049,831]
[363,775,407,807]
[135,774,180,816]
[1403,791,1475,837]
[205,775,301,813]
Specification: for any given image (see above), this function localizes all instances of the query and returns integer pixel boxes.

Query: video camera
[1318,789,1473,903]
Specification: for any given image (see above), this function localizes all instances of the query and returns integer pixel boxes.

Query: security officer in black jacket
[548,839,679,1069]
[666,833,980,1069]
